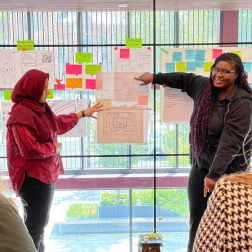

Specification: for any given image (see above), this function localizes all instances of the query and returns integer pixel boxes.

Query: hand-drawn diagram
[1,101,13,137]
[0,50,54,89]
[97,109,146,144]
[160,86,193,123]
[96,72,150,106]
[1,99,86,138]
[114,49,151,73]
[113,72,149,103]
[47,100,86,137]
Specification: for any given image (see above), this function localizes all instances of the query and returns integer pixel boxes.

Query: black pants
[187,164,211,252]
[19,174,55,252]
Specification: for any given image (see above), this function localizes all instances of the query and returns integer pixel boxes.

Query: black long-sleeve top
[153,72,252,180]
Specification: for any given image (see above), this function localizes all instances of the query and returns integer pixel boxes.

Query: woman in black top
[135,52,252,252]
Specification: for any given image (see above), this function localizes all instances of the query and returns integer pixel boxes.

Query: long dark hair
[190,52,252,165]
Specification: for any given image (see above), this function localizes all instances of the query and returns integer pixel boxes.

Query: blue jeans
[19,173,55,252]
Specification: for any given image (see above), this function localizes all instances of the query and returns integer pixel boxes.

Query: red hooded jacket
[6,69,78,195]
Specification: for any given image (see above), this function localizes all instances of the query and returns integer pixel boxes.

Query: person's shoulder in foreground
[0,197,37,252]
[193,172,252,252]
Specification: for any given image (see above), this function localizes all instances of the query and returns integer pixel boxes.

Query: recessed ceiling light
[118,4,127,7]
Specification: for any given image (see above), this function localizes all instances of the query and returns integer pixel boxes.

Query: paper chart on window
[96,72,150,108]
[47,100,86,137]
[160,46,252,123]
[0,50,54,89]
[1,100,86,138]
[1,101,14,137]
[96,108,148,144]
[114,49,151,72]
[160,86,193,123]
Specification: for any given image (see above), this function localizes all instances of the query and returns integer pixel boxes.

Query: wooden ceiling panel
[0,0,252,12]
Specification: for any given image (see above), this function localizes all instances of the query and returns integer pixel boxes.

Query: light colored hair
[0,175,18,211]
[219,172,252,186]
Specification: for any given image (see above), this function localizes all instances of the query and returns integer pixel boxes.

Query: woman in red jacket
[6,69,103,252]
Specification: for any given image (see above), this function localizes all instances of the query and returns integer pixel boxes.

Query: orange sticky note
[66,78,83,88]
[138,95,148,105]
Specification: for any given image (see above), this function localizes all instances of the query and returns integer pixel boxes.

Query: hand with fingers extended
[83,100,104,119]
[134,72,153,86]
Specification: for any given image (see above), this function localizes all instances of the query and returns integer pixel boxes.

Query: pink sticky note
[138,95,148,105]
[56,84,66,90]
[212,49,223,59]
[86,79,96,89]
[120,49,130,58]
[66,64,82,75]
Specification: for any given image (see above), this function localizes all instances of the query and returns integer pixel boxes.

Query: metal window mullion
[206,11,209,43]
[62,12,65,80]
[37,12,40,45]
[11,11,15,46]
[42,12,44,46]
[17,12,20,40]
[246,10,248,44]
[7,12,11,45]
[198,11,199,44]
[96,12,99,63]
[174,11,179,169]
[120,11,122,44]
[47,12,50,46]
[0,12,4,46]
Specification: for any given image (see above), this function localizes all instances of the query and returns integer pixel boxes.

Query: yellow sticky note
[17,40,34,50]
[75,53,92,63]
[85,65,102,75]
[204,62,213,72]
[4,90,12,100]
[96,99,112,109]
[47,89,54,99]
[176,62,186,72]
[126,38,142,48]
[231,51,242,58]
[66,78,83,89]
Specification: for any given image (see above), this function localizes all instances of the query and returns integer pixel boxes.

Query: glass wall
[0,10,219,252]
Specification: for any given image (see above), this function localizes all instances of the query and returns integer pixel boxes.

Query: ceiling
[0,0,252,12]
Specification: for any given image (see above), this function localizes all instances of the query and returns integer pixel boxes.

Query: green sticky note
[17,40,34,50]
[204,62,213,72]
[176,62,186,72]
[75,53,92,63]
[47,89,54,99]
[4,90,12,100]
[85,65,102,75]
[126,38,142,48]
[157,46,169,54]
[231,51,242,58]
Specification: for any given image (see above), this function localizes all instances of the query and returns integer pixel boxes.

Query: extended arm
[135,72,208,100]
